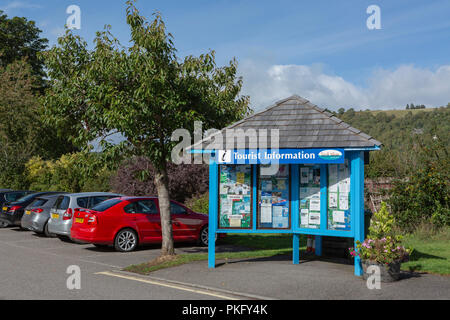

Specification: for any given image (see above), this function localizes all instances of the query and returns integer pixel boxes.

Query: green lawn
[401,227,450,275]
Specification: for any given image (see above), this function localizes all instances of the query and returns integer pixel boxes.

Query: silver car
[20,193,67,236]
[47,192,122,240]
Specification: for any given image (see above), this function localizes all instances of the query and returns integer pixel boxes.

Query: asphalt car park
[1,226,449,300]
[0,226,238,300]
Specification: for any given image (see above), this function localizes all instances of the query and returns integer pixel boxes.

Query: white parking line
[96,271,241,300]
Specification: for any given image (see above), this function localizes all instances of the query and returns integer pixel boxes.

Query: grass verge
[401,227,450,275]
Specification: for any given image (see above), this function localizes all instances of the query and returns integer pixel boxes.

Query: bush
[110,157,208,202]
[185,192,209,214]
[349,202,411,264]
[25,153,113,193]
[388,137,449,232]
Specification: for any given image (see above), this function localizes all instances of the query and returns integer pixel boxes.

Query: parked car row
[0,190,212,252]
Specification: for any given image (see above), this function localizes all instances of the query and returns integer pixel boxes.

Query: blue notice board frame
[208,149,369,276]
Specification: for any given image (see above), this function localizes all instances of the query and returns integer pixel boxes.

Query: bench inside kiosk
[197,96,381,276]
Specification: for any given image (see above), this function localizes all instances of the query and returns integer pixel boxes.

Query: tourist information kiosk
[196,96,381,276]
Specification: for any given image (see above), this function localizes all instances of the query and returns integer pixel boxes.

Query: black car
[0,190,33,207]
[0,190,35,227]
[0,192,63,228]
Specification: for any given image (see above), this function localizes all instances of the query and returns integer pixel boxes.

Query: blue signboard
[216,149,345,164]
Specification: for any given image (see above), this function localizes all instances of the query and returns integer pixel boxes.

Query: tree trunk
[154,165,175,256]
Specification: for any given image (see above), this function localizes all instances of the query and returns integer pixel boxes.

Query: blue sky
[2,0,450,110]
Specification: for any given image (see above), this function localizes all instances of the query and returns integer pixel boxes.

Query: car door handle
[173,221,180,226]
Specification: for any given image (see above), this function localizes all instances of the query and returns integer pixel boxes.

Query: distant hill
[331,106,450,178]
[365,108,437,118]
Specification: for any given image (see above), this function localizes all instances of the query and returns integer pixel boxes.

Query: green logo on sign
[318,150,343,160]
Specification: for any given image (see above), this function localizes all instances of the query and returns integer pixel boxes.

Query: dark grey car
[20,194,67,237]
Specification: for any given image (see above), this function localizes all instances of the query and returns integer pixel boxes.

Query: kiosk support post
[208,159,218,268]
[293,234,300,264]
[353,152,365,276]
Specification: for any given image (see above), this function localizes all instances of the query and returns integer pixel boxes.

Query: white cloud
[239,60,450,111]
[0,1,41,13]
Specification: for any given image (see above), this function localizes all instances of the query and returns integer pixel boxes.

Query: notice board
[327,160,351,230]
[218,165,252,228]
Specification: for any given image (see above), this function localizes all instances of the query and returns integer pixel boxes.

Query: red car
[70,196,213,252]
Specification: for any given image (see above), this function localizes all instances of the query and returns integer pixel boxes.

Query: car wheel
[198,225,214,247]
[44,222,56,238]
[114,229,138,252]
[0,221,7,228]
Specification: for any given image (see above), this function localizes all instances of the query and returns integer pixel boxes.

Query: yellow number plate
[51,213,59,219]
[2,207,7,211]
[75,218,84,224]
[25,210,31,215]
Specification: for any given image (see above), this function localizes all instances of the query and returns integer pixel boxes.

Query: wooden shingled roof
[193,95,382,150]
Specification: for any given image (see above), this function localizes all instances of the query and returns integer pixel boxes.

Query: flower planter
[362,260,401,282]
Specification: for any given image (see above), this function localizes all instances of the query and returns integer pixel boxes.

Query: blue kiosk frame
[206,147,380,276]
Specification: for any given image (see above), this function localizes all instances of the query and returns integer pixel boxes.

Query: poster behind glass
[327,159,351,230]
[258,164,290,229]
[219,165,252,228]
[299,164,321,229]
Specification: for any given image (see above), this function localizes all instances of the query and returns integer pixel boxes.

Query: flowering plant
[349,202,411,264]
[349,236,410,264]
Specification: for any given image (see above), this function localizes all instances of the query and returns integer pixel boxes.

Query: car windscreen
[30,198,48,207]
[13,193,38,203]
[4,193,23,202]
[91,199,122,212]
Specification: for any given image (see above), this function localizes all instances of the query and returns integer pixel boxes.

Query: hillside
[331,106,450,178]
[365,108,437,118]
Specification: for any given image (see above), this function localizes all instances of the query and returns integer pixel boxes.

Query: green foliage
[0,10,48,85]
[42,0,250,254]
[368,202,395,238]
[42,2,250,168]
[350,202,411,264]
[185,192,209,214]
[335,107,450,178]
[388,135,449,232]
[25,153,113,193]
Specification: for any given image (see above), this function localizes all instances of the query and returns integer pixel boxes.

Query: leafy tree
[0,60,41,188]
[42,0,250,256]
[0,11,48,83]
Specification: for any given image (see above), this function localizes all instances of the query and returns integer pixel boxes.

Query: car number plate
[75,218,84,224]
[51,213,59,219]
[25,210,31,215]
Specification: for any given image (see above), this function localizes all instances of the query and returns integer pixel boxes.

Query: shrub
[110,156,208,202]
[185,192,209,214]
[25,153,113,192]
[349,202,411,264]
[388,136,449,232]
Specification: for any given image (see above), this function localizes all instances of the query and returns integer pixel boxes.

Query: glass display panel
[257,164,290,229]
[219,165,252,228]
[299,164,321,229]
[327,159,351,230]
